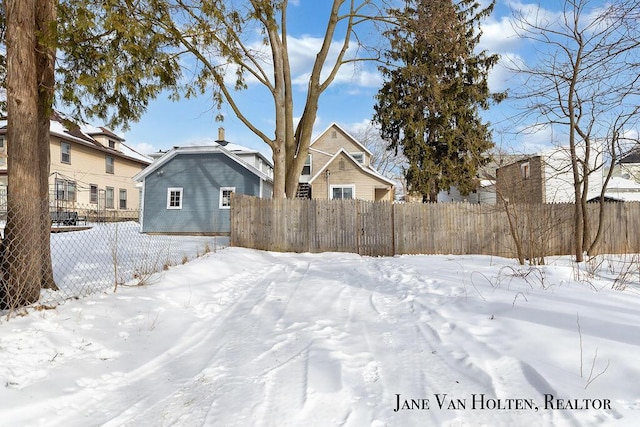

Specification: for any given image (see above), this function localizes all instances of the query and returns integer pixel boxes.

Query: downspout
[139,179,145,232]
[325,169,331,199]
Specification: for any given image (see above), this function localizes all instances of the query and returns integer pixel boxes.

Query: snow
[1,242,640,425]
[118,141,153,164]
[604,177,640,202]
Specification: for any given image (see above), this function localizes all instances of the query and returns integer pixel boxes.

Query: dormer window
[351,152,364,164]
[108,140,116,149]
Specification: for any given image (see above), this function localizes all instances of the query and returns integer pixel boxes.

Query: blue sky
[116,0,597,159]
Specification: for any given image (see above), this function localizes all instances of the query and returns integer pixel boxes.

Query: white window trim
[521,162,530,180]
[106,155,115,174]
[89,184,98,204]
[329,184,355,200]
[350,152,365,164]
[302,154,312,176]
[219,186,236,209]
[167,187,183,209]
[119,188,127,210]
[55,178,77,202]
[105,186,115,209]
[61,142,71,164]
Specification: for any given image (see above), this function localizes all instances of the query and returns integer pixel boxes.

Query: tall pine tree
[374,0,504,202]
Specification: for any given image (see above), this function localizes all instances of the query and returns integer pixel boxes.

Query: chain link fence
[0,200,225,313]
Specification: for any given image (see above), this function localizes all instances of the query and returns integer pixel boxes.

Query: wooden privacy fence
[230,194,640,258]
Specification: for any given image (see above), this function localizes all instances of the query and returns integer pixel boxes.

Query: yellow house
[299,123,395,201]
[0,113,151,218]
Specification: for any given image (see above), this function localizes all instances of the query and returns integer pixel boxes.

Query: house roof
[222,143,273,167]
[590,177,640,201]
[0,113,151,165]
[133,144,273,183]
[81,124,126,142]
[308,148,396,186]
[619,148,640,164]
[311,123,373,156]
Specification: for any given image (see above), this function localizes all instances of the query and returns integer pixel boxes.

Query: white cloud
[128,141,158,156]
[489,52,526,92]
[478,15,522,54]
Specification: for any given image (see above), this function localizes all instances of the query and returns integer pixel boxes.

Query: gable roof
[308,148,395,186]
[133,144,272,183]
[311,122,373,156]
[81,124,126,142]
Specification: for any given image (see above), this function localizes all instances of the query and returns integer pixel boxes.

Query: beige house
[0,113,151,217]
[298,123,395,201]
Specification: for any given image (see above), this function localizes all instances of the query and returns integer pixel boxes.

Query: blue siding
[141,153,263,233]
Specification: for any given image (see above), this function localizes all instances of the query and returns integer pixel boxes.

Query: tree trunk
[36,0,57,290]
[271,145,286,199]
[2,0,43,308]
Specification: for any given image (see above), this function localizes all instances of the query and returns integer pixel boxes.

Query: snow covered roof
[0,113,151,165]
[80,124,125,142]
[134,145,272,183]
[606,176,640,190]
[603,176,640,201]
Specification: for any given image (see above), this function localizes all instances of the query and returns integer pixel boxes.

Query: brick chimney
[215,127,228,146]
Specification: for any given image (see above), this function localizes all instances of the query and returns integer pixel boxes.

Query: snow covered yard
[0,247,639,426]
[46,222,225,304]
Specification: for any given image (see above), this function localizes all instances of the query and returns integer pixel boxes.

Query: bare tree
[509,0,640,261]
[122,0,391,199]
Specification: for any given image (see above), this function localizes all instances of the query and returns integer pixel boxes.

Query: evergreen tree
[374,0,504,202]
[0,0,181,309]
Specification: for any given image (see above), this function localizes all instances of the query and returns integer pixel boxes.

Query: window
[220,187,235,209]
[331,185,354,200]
[521,162,530,180]
[55,178,76,201]
[350,152,364,164]
[105,187,114,209]
[90,185,98,204]
[302,154,312,175]
[119,189,127,209]
[167,187,183,209]
[61,142,71,164]
[106,155,114,174]
[108,140,116,149]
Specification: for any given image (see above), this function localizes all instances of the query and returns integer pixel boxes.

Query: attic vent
[339,159,345,170]
[331,130,337,138]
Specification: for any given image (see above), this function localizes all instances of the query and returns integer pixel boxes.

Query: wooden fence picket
[230,194,640,257]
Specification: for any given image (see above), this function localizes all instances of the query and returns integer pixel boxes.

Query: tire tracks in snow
[112,258,316,426]
[10,264,282,426]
